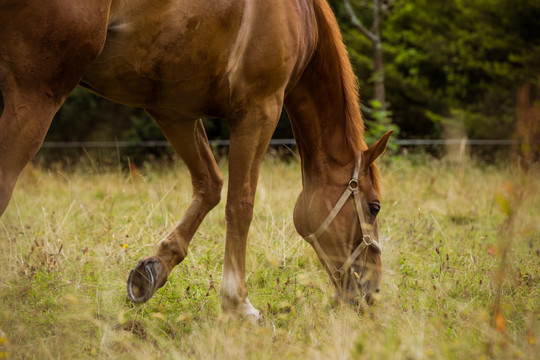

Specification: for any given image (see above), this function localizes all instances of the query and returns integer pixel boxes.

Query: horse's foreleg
[127,115,223,303]
[220,100,282,320]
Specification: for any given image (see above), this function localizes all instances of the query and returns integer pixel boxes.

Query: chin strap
[304,152,381,281]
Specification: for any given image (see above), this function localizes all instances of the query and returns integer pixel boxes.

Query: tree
[342,0,388,110]
[383,0,540,141]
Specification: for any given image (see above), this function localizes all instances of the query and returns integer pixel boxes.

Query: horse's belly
[82,39,227,117]
[82,49,221,117]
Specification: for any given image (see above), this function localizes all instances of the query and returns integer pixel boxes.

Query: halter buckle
[348,179,359,191]
[362,235,372,246]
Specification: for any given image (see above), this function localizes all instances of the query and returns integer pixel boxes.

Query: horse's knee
[225,200,254,227]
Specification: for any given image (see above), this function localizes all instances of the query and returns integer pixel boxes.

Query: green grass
[0,154,539,359]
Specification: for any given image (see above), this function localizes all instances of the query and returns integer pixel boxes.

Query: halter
[304,152,382,281]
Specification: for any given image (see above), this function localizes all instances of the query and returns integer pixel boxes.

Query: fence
[40,138,526,148]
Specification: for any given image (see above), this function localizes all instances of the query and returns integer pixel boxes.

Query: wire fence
[40,138,528,148]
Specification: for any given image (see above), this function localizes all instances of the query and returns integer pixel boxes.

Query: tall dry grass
[0,154,538,359]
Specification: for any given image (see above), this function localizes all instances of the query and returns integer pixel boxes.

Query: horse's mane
[314,0,366,155]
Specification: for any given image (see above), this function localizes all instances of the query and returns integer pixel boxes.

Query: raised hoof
[127,260,163,303]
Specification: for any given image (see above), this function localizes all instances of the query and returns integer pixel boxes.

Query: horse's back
[81,0,317,117]
[82,0,245,113]
[0,0,318,116]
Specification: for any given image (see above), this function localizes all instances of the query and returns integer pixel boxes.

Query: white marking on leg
[221,267,240,305]
[221,267,260,321]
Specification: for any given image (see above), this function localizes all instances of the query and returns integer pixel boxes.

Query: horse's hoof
[244,310,263,325]
[127,261,157,303]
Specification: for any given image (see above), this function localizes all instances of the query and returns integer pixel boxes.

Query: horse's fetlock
[220,292,240,311]
[157,239,187,265]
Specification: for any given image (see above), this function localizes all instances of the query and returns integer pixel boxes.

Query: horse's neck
[287,83,355,193]
[284,5,364,189]
[286,71,350,180]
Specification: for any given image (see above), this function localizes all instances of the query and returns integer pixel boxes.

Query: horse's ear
[365,130,393,165]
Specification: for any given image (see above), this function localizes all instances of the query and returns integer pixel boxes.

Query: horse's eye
[369,203,380,216]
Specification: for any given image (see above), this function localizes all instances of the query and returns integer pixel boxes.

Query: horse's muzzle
[337,268,381,307]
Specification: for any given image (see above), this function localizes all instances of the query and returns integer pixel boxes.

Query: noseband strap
[304,152,381,281]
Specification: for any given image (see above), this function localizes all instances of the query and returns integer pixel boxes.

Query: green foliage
[336,0,540,142]
[6,0,538,156]
[362,99,400,151]
[382,0,540,139]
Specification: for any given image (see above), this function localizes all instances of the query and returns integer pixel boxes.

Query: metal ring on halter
[362,235,372,246]
[127,264,155,303]
[348,179,359,190]
[332,269,346,281]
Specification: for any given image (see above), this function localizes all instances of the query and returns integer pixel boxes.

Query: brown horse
[0,0,392,319]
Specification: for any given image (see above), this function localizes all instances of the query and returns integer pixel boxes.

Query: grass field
[0,153,538,359]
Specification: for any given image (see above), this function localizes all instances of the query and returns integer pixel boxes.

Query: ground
[0,152,538,359]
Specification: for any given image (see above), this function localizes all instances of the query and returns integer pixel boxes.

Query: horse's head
[294,130,392,306]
